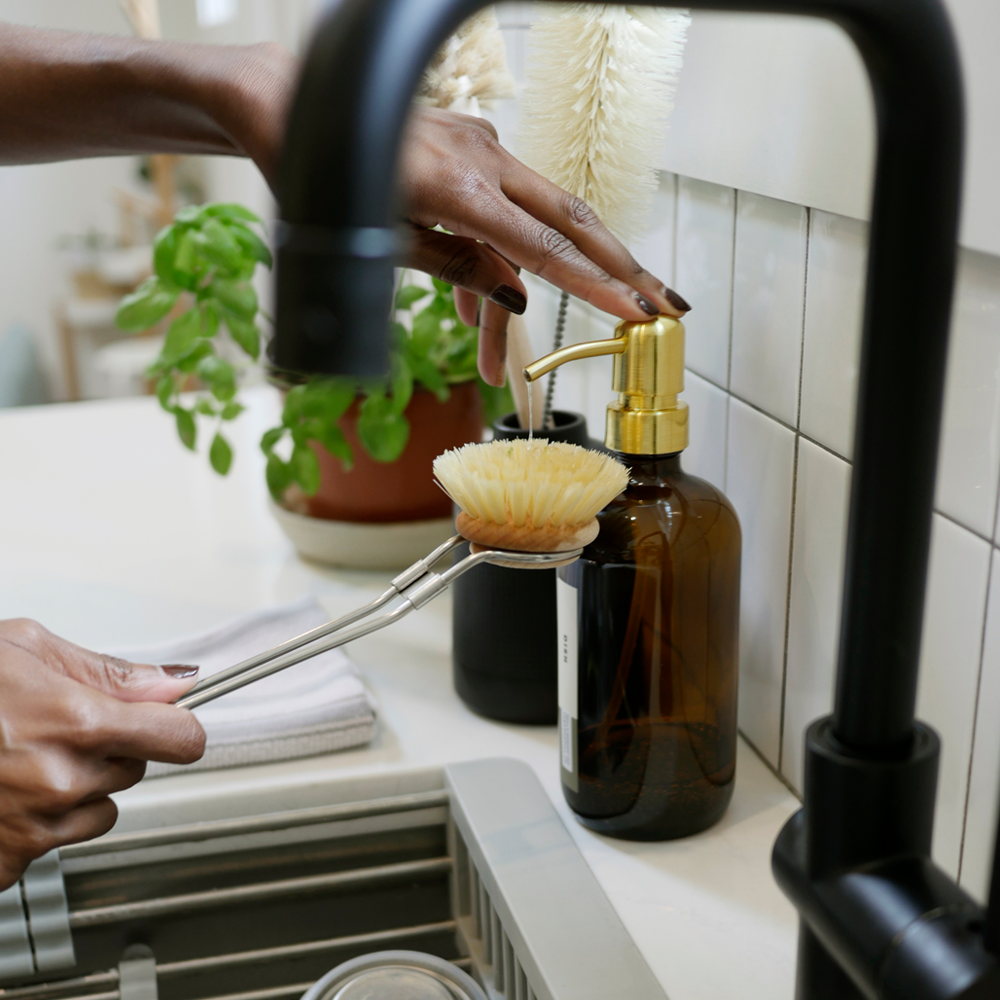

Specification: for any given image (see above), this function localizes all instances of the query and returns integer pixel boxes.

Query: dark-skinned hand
[0,25,690,386]
[0,619,205,890]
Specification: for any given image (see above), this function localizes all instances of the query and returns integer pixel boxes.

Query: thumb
[58,648,200,704]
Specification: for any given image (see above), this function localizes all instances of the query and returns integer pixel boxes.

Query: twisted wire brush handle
[542,290,570,429]
[174,539,581,710]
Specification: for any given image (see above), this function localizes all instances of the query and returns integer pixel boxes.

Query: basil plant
[115,202,511,500]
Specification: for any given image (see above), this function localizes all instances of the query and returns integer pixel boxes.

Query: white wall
[0,0,317,398]
[660,0,1000,258]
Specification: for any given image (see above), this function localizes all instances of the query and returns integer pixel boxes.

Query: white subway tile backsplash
[726,398,796,765]
[916,514,991,877]
[630,172,677,290]
[520,164,1000,882]
[935,248,1000,540]
[675,177,735,388]
[799,210,868,460]
[730,192,807,427]
[782,439,852,791]
[683,369,728,488]
[961,550,1000,900]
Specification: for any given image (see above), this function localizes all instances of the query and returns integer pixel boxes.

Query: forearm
[0,24,294,182]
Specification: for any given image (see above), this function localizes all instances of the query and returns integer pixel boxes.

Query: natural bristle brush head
[433,439,629,553]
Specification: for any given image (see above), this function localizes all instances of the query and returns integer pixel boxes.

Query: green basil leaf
[154,375,174,411]
[175,407,197,451]
[221,401,245,421]
[357,392,410,462]
[209,432,233,475]
[390,355,413,414]
[318,424,353,470]
[203,203,263,224]
[196,354,237,402]
[409,357,449,401]
[176,340,213,373]
[161,309,202,364]
[292,443,321,496]
[282,384,307,425]
[174,204,204,224]
[152,225,189,291]
[200,302,220,338]
[394,284,431,311]
[265,453,292,500]
[431,277,452,294]
[230,223,273,268]
[212,278,257,320]
[227,318,260,360]
[173,228,202,277]
[115,277,178,332]
[195,398,217,416]
[200,217,243,271]
[260,426,284,454]
[301,379,355,422]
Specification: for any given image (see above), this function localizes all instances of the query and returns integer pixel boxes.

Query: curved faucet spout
[276,0,963,753]
[273,0,981,993]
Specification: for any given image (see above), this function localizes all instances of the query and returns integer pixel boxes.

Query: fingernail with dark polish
[162,664,199,678]
[664,287,692,312]
[490,285,527,315]
[635,292,659,316]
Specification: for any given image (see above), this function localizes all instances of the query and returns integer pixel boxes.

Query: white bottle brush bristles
[416,7,515,115]
[518,6,690,426]
[518,5,691,245]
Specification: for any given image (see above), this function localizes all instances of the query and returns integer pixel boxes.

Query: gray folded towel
[112,596,377,776]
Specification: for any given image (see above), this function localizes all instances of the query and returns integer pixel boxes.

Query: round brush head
[433,439,629,552]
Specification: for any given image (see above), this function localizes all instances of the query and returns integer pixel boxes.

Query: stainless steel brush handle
[175,538,581,710]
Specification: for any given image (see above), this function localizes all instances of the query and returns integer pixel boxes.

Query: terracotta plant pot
[302,381,483,523]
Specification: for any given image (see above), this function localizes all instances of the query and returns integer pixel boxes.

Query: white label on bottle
[556,576,578,786]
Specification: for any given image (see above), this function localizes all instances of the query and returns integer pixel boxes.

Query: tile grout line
[739,727,803,801]
[777,208,811,778]
[726,189,738,393]
[690,367,1000,548]
[955,437,1000,880]
[934,508,996,549]
[778,434,801,776]
[797,209,811,431]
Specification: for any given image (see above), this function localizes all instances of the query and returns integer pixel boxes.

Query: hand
[0,619,205,890]
[400,107,691,385]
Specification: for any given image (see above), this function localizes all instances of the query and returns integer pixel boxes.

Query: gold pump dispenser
[523,315,688,455]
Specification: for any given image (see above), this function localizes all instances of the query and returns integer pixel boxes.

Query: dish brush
[434,438,629,553]
[174,442,626,710]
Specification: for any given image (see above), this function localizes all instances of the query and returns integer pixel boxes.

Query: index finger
[499,155,691,316]
[434,181,661,322]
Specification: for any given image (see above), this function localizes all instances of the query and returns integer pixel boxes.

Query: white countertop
[0,387,800,1000]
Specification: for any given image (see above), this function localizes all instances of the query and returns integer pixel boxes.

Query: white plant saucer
[269,501,456,571]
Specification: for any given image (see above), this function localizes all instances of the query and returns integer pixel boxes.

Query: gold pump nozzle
[523,316,688,456]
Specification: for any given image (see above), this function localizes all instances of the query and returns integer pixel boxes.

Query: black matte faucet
[274,0,1000,995]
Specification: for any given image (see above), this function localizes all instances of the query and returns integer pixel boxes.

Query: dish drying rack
[0,759,667,1000]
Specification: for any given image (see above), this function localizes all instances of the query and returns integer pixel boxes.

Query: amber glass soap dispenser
[524,317,741,840]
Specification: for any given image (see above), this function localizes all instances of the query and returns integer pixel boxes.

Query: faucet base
[795,923,866,1000]
[774,718,1000,999]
